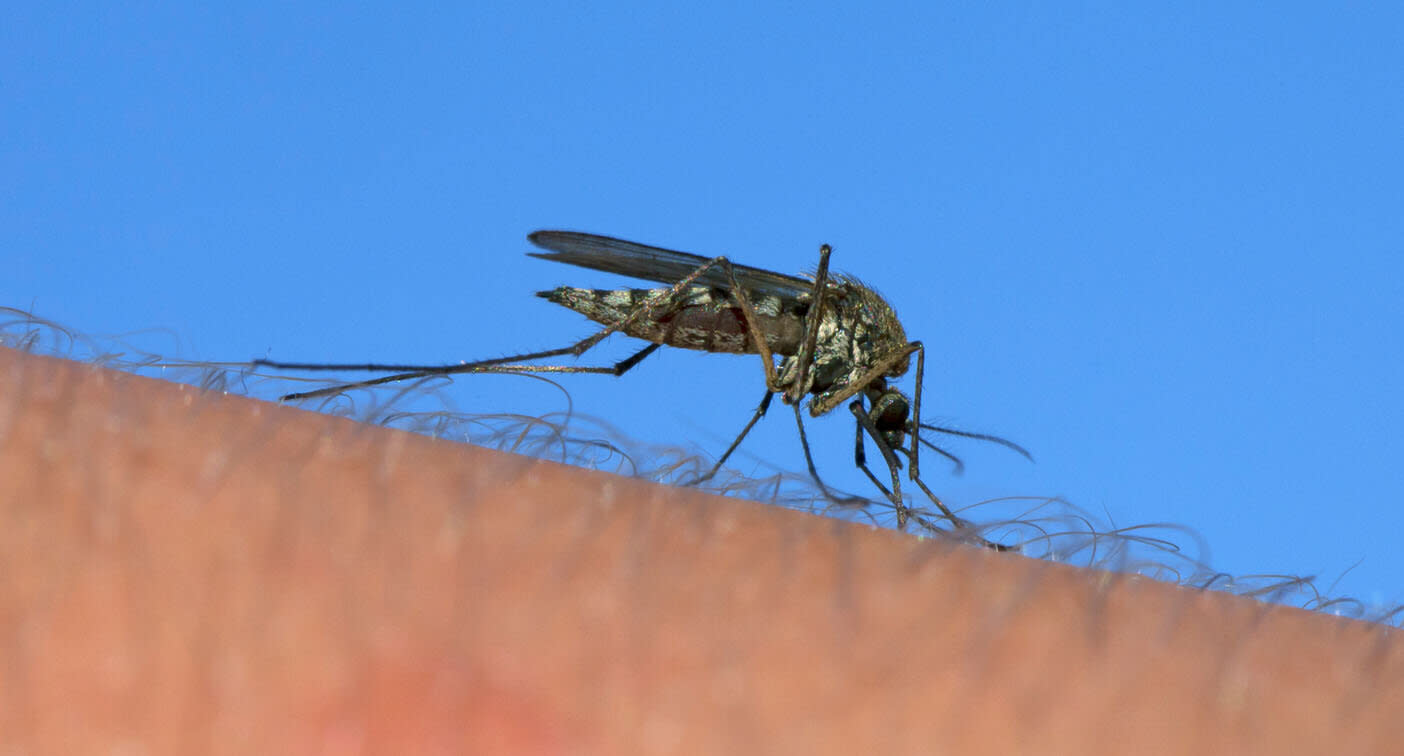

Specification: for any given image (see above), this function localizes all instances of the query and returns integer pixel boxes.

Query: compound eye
[870,390,909,431]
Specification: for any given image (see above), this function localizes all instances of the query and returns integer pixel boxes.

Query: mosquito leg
[675,242,829,468]
[907,341,926,487]
[255,342,594,374]
[908,473,1014,552]
[278,370,452,401]
[850,401,898,498]
[518,259,791,480]
[272,343,665,402]
[785,244,833,404]
[683,391,774,487]
[706,261,784,392]
[889,343,1011,548]
[275,363,615,402]
[608,343,662,375]
[851,400,1010,551]
[847,400,915,529]
[900,504,1012,551]
[791,402,868,509]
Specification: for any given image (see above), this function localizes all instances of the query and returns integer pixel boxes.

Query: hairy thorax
[776,277,910,416]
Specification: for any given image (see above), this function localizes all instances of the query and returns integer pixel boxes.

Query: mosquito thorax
[886,353,911,378]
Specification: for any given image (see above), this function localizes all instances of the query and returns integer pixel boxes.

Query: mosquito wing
[528,230,816,300]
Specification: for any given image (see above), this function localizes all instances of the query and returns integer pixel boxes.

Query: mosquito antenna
[917,423,1034,462]
[906,437,965,475]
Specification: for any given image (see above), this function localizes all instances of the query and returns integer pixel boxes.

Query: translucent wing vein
[528,230,815,299]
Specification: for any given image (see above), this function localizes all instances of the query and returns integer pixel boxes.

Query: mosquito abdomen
[539,286,803,356]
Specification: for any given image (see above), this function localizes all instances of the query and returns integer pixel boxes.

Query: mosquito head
[864,379,911,451]
[859,375,1035,478]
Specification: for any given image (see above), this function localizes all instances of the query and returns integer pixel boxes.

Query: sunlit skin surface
[2,346,1402,754]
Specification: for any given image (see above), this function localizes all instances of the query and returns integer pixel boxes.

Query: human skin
[0,346,1400,754]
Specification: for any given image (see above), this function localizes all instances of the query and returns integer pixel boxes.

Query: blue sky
[5,4,1402,610]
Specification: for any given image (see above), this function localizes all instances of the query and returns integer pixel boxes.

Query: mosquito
[254,230,1031,545]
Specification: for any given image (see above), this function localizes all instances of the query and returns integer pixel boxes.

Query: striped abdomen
[539,286,804,355]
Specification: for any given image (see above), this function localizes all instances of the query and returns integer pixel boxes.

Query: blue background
[5,5,1401,610]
